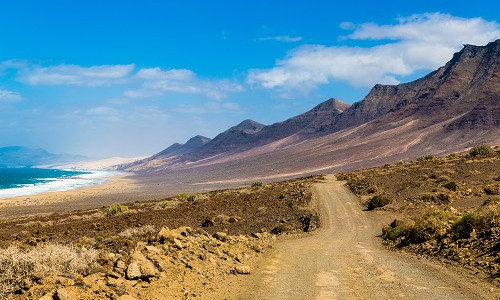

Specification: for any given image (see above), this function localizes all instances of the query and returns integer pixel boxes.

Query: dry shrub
[106,204,129,216]
[118,225,156,238]
[468,144,493,157]
[0,243,99,297]
[367,195,390,210]
[407,210,456,243]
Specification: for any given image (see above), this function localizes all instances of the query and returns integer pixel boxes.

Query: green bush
[367,195,390,210]
[468,144,493,157]
[178,193,198,201]
[383,226,408,241]
[251,181,264,188]
[106,204,128,216]
[452,212,477,239]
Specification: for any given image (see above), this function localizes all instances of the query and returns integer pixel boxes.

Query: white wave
[0,170,122,199]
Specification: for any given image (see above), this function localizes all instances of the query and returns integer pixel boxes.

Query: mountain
[124,40,500,180]
[189,119,265,159]
[0,146,87,168]
[154,135,211,158]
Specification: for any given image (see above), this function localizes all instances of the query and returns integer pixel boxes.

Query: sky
[0,0,499,158]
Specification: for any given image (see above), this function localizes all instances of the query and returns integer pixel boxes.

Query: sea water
[0,167,116,199]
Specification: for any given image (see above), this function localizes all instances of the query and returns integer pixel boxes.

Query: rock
[21,278,32,290]
[173,238,184,249]
[202,219,215,227]
[158,227,182,243]
[118,295,138,300]
[235,265,251,274]
[54,288,72,300]
[228,216,242,223]
[390,218,414,228]
[213,232,227,241]
[39,292,54,300]
[145,245,161,254]
[177,226,192,237]
[116,260,127,270]
[128,251,157,278]
[126,262,141,279]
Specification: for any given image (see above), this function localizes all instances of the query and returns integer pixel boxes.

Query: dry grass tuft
[118,225,157,238]
[0,243,99,297]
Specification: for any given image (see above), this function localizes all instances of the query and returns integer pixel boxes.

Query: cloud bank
[247,13,500,95]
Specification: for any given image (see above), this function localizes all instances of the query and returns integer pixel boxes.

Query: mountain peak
[233,119,265,133]
[310,98,350,113]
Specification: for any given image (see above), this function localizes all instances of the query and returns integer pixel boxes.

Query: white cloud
[173,101,243,114]
[259,35,303,42]
[247,13,500,95]
[18,64,135,86]
[0,88,23,102]
[125,67,243,100]
[60,105,169,125]
[7,62,243,100]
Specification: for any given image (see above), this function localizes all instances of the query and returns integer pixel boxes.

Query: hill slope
[125,40,500,180]
[0,146,86,168]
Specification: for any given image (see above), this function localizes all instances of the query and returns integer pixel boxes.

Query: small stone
[116,260,126,269]
[174,238,183,249]
[118,295,138,300]
[126,262,141,280]
[213,232,227,241]
[54,288,73,300]
[235,265,251,274]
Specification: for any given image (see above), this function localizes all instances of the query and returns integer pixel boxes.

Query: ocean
[0,167,115,199]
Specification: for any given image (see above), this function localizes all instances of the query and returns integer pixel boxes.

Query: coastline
[0,172,137,211]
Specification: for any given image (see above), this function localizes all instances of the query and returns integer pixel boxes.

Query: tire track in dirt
[237,175,498,300]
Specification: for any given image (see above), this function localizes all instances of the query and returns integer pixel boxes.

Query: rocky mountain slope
[124,40,500,181]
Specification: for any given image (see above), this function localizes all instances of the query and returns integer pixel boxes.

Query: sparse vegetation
[417,154,435,161]
[0,243,98,298]
[156,200,171,207]
[367,195,390,210]
[251,181,264,188]
[118,225,156,238]
[178,193,198,201]
[468,144,493,157]
[452,211,477,239]
[106,204,128,216]
[385,198,499,245]
[442,181,458,191]
[406,210,456,243]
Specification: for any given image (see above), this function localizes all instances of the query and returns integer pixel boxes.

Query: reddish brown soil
[0,176,321,254]
[338,150,499,279]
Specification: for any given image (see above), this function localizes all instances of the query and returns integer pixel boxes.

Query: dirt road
[238,175,498,300]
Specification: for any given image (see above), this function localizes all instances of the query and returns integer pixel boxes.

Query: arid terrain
[0,177,321,299]
[338,146,500,279]
[0,147,499,299]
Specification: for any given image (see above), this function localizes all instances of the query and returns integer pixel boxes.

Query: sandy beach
[0,173,156,219]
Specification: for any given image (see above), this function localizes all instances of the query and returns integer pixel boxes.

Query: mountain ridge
[124,39,500,176]
[0,146,87,168]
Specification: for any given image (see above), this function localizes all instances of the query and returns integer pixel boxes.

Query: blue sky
[1,1,499,157]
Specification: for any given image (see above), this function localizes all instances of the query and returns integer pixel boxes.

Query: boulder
[235,265,251,274]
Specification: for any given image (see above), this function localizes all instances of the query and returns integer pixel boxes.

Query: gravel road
[238,175,498,300]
